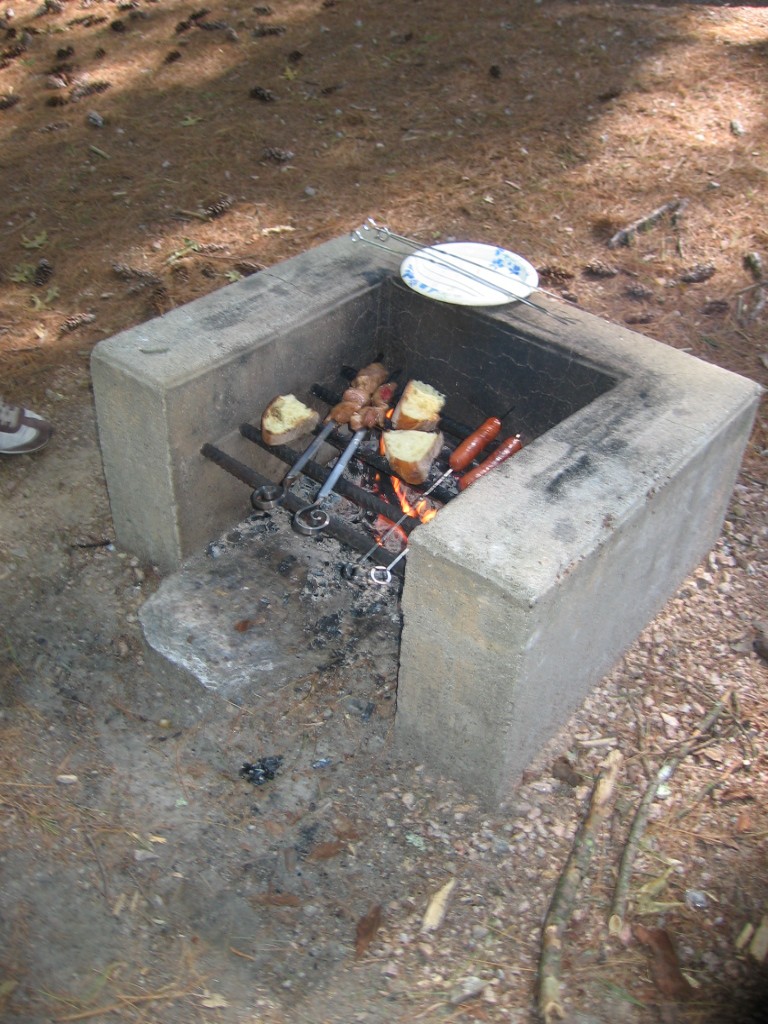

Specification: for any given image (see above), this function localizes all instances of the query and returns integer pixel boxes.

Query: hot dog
[449,417,502,472]
[458,435,523,490]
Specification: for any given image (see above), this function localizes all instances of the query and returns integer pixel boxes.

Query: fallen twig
[608,695,730,934]
[538,749,623,1023]
[607,198,688,249]
[52,986,195,1021]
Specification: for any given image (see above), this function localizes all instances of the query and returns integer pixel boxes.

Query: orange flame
[391,476,437,524]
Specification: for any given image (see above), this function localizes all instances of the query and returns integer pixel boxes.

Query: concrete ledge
[395,310,761,798]
[91,237,393,570]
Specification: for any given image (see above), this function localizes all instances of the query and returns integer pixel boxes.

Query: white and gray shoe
[0,399,53,455]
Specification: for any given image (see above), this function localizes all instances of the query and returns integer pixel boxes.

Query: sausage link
[458,435,523,490]
[449,417,502,471]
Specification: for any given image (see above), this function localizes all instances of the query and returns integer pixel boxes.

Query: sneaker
[0,400,54,455]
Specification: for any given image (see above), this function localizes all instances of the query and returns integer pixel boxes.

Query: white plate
[400,242,538,306]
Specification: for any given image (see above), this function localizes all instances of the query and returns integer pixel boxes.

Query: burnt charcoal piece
[190,7,211,20]
[46,95,69,107]
[164,49,182,63]
[239,756,283,786]
[111,20,127,32]
[702,298,729,316]
[56,45,75,59]
[0,93,20,110]
[287,50,303,64]
[250,85,276,102]
[489,64,501,78]
[175,19,192,32]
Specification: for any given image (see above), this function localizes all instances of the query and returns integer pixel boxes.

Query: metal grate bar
[239,423,421,532]
[200,444,405,575]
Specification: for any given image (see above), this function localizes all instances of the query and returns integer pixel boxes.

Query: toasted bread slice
[391,380,445,431]
[261,394,319,446]
[383,429,444,485]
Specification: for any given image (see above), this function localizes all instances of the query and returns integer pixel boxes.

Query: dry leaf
[634,924,692,999]
[735,809,752,833]
[198,991,229,1008]
[255,891,301,907]
[719,786,755,803]
[735,922,755,950]
[748,917,768,962]
[334,815,361,842]
[355,904,383,959]
[307,840,346,861]
[421,878,457,933]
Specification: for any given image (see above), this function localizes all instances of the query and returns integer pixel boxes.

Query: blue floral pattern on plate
[400,242,538,307]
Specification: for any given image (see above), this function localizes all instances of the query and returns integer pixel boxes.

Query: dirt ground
[1,0,768,1021]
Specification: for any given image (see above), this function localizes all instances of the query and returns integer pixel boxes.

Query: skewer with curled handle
[292,427,368,535]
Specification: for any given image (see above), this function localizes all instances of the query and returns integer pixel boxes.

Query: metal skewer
[342,467,448,582]
[370,547,409,586]
[292,428,368,535]
[283,420,337,486]
[251,419,337,511]
[352,219,575,326]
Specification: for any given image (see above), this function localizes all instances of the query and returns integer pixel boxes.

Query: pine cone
[253,24,286,37]
[204,195,235,218]
[33,259,54,286]
[59,312,95,334]
[679,262,715,284]
[263,146,294,163]
[250,86,277,102]
[583,259,619,278]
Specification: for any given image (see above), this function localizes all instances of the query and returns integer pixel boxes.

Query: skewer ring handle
[251,483,285,511]
[292,503,330,536]
[370,566,393,586]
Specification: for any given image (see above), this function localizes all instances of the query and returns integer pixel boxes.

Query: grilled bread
[383,429,444,485]
[391,379,445,431]
[261,394,320,446]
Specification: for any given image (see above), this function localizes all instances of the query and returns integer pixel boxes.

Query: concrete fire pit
[91,235,760,799]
